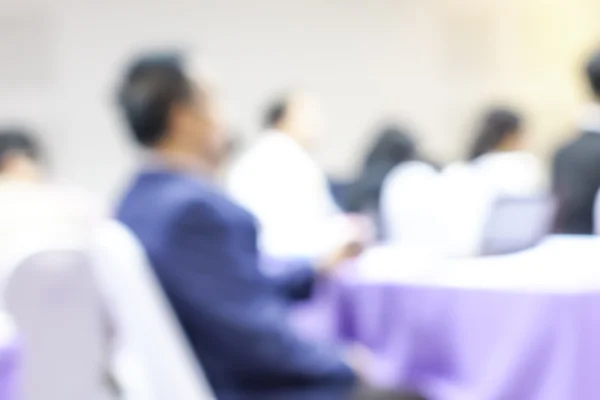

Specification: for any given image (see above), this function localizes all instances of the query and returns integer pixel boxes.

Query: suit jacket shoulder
[118,170,254,232]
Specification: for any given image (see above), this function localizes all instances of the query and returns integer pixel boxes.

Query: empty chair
[91,220,215,400]
[4,249,113,400]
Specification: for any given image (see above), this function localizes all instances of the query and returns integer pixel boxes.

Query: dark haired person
[468,108,523,161]
[553,49,600,234]
[114,53,418,400]
[343,125,418,239]
[436,108,545,256]
[0,128,43,181]
[228,93,366,259]
[467,107,545,197]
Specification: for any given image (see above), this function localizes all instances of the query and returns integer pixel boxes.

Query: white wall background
[1,0,599,203]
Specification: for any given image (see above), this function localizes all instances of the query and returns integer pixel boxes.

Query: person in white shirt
[228,92,361,258]
[466,107,546,198]
[438,108,546,256]
[0,129,92,248]
[0,128,101,245]
[382,108,547,257]
[0,128,124,398]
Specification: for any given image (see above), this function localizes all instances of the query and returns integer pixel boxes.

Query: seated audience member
[227,93,363,258]
[429,108,545,256]
[343,125,418,239]
[0,128,99,241]
[381,108,545,256]
[553,49,600,234]
[0,129,116,396]
[467,107,545,197]
[0,128,48,246]
[115,52,416,400]
[214,129,353,302]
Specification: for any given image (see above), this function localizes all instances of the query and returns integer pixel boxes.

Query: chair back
[91,220,215,400]
[480,196,556,256]
[383,161,497,256]
[381,161,440,245]
[4,250,111,400]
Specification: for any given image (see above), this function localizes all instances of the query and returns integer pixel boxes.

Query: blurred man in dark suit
[553,49,600,234]
[114,52,425,400]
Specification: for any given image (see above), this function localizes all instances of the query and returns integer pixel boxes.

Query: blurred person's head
[0,128,43,181]
[263,92,324,148]
[345,124,416,213]
[468,108,523,161]
[586,49,600,101]
[362,125,416,171]
[117,51,224,172]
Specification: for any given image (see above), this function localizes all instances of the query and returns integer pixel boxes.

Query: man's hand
[344,343,374,383]
[315,240,364,275]
[315,214,372,275]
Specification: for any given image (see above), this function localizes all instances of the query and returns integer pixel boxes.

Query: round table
[291,236,600,400]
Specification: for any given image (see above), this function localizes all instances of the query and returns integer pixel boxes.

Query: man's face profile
[182,58,226,167]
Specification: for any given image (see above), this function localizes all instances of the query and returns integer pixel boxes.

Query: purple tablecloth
[0,316,19,400]
[291,237,600,400]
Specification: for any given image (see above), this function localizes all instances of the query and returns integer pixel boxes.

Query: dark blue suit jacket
[117,170,355,400]
[553,131,600,234]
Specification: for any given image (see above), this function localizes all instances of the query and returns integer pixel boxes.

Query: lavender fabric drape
[290,237,600,400]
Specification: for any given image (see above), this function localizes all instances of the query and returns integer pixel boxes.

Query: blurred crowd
[1,44,600,400]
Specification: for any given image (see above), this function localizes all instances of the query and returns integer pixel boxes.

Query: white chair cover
[4,250,112,400]
[381,161,440,246]
[434,163,498,257]
[0,183,118,400]
[91,220,215,400]
[480,196,556,256]
[382,161,496,256]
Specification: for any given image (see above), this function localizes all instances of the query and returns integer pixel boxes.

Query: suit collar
[142,151,214,178]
